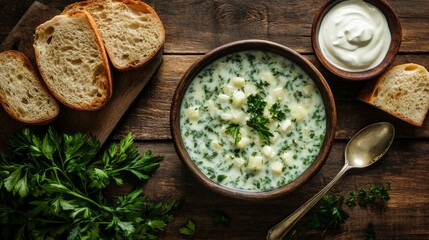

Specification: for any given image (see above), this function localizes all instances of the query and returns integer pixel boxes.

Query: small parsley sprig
[179,220,196,237]
[0,127,179,240]
[246,115,273,144]
[246,94,273,144]
[246,94,266,115]
[346,183,391,207]
[269,103,288,121]
[305,183,391,235]
[225,124,242,145]
[305,194,349,232]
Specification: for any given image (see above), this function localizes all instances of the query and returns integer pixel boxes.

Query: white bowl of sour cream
[170,40,336,200]
[312,0,402,80]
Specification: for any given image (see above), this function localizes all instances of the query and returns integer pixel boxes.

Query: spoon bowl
[346,122,395,168]
[267,122,395,240]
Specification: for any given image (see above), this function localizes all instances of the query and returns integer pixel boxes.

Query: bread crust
[356,74,382,104]
[357,63,429,126]
[0,50,60,125]
[63,0,165,71]
[34,10,112,111]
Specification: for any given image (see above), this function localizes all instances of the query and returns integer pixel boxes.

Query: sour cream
[318,0,391,72]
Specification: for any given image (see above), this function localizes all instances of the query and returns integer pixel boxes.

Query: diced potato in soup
[180,51,326,191]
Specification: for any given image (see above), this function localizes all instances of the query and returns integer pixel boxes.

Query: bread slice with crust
[63,0,165,71]
[33,10,112,111]
[0,50,60,124]
[357,63,429,126]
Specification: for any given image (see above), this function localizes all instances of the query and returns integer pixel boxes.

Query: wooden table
[1,0,428,239]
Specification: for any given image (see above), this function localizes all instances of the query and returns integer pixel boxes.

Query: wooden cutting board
[0,1,162,147]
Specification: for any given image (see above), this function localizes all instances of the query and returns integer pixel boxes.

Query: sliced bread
[357,63,429,126]
[33,10,112,111]
[0,50,60,124]
[63,0,165,71]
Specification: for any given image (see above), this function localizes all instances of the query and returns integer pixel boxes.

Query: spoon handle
[266,164,351,240]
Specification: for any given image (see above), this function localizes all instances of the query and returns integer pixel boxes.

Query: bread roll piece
[358,63,429,126]
[64,0,165,71]
[0,50,59,124]
[34,10,112,111]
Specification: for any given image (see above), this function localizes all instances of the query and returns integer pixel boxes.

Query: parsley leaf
[217,175,227,182]
[269,103,287,121]
[346,191,356,207]
[225,124,242,145]
[247,94,266,115]
[88,133,163,188]
[246,115,273,144]
[179,220,196,237]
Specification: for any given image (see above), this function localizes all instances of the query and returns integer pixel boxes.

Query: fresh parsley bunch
[0,127,178,240]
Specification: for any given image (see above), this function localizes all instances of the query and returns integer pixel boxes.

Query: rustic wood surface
[0,0,428,239]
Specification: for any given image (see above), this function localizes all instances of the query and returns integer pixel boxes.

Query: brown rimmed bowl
[312,0,402,81]
[170,39,337,201]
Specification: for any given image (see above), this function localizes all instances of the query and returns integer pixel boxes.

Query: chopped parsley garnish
[247,94,266,115]
[225,123,242,145]
[255,80,269,90]
[246,115,273,144]
[269,103,287,121]
[246,94,273,144]
[217,175,227,182]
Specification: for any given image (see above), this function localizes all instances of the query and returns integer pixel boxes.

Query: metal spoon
[266,122,395,240]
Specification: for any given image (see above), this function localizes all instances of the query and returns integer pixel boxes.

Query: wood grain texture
[123,140,429,240]
[1,0,429,54]
[0,1,59,65]
[151,0,429,54]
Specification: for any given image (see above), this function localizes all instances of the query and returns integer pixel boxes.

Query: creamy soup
[180,50,326,191]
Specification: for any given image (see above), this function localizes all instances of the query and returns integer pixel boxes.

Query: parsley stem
[51,166,86,196]
[64,189,103,209]
[52,166,61,183]
[33,218,69,224]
